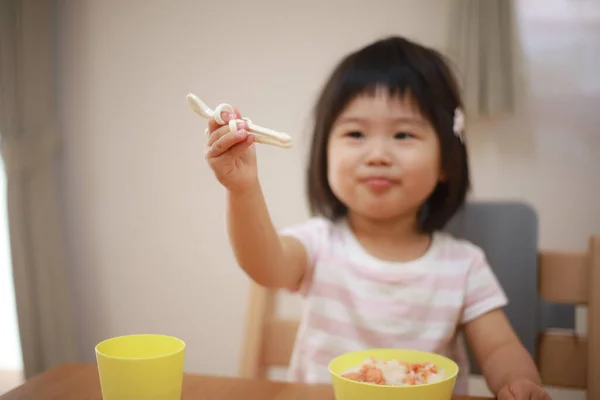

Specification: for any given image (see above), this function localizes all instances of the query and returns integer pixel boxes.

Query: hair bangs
[323,39,436,127]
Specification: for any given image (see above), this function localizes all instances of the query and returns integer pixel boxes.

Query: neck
[347,211,432,262]
[348,212,417,239]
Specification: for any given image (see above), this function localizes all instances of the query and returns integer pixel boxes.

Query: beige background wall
[57,0,454,374]
[54,0,598,398]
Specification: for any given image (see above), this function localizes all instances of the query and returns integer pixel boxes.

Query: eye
[346,131,364,139]
[394,132,414,140]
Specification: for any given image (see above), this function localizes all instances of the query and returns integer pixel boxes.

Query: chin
[332,187,411,220]
[348,202,405,221]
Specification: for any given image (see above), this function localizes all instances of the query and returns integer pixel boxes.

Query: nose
[364,138,392,166]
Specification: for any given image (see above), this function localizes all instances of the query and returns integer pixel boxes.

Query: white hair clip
[453,108,465,143]
[186,93,293,149]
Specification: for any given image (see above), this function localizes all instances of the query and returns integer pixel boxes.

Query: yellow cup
[95,334,186,400]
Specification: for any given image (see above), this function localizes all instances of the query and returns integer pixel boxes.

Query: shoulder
[279,216,336,239]
[432,231,489,265]
[279,217,343,271]
[279,217,341,256]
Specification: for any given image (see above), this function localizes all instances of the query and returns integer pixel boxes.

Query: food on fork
[186,93,293,149]
[342,358,446,386]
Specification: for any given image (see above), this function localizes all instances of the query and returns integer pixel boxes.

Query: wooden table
[0,364,493,399]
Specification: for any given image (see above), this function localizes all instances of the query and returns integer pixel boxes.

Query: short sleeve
[460,248,509,324]
[279,217,330,295]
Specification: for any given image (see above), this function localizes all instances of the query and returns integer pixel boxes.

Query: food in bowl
[341,357,446,386]
[330,349,458,400]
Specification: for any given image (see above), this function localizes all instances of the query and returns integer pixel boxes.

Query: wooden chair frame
[239,236,600,400]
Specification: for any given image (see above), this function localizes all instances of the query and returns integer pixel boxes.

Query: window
[0,157,23,374]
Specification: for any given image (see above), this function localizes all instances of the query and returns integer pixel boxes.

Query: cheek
[327,143,356,189]
[400,146,442,188]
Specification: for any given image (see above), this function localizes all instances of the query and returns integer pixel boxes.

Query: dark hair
[306,36,470,233]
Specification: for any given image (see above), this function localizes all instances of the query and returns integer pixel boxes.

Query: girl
[205,36,550,399]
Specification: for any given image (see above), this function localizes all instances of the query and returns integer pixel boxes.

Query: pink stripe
[329,267,470,290]
[305,311,449,351]
[317,267,468,291]
[320,251,470,285]
[310,281,462,322]
[469,255,488,272]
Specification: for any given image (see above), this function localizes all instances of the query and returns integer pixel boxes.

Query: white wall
[56,1,597,399]
[57,0,453,375]
[469,0,600,253]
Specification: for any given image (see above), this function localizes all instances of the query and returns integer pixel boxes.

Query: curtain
[0,0,78,378]
[448,0,520,118]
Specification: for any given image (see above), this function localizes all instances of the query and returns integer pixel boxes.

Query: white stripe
[466,267,500,291]
[313,270,467,307]
[306,297,458,339]
[299,323,452,356]
[299,327,380,357]
[323,249,471,278]
[462,295,508,323]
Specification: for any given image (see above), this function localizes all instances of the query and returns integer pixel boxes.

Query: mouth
[362,176,396,191]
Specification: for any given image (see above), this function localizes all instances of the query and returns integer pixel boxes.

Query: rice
[341,357,446,386]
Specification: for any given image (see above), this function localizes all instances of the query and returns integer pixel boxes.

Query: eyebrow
[336,116,426,126]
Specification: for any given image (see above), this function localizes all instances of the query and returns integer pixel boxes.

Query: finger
[205,129,249,159]
[232,106,243,119]
[208,111,236,132]
[207,124,234,146]
[213,135,254,162]
[207,136,254,169]
[207,120,248,146]
[497,386,515,400]
[537,389,552,400]
[227,134,254,157]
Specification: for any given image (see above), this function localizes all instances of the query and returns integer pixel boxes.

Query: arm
[226,182,307,289]
[463,309,542,394]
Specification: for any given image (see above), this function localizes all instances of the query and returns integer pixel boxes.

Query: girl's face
[327,90,444,222]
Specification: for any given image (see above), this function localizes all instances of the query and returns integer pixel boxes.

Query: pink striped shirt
[280,217,508,395]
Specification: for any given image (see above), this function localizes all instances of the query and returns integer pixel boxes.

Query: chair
[238,202,599,400]
[536,236,600,398]
[239,283,298,380]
